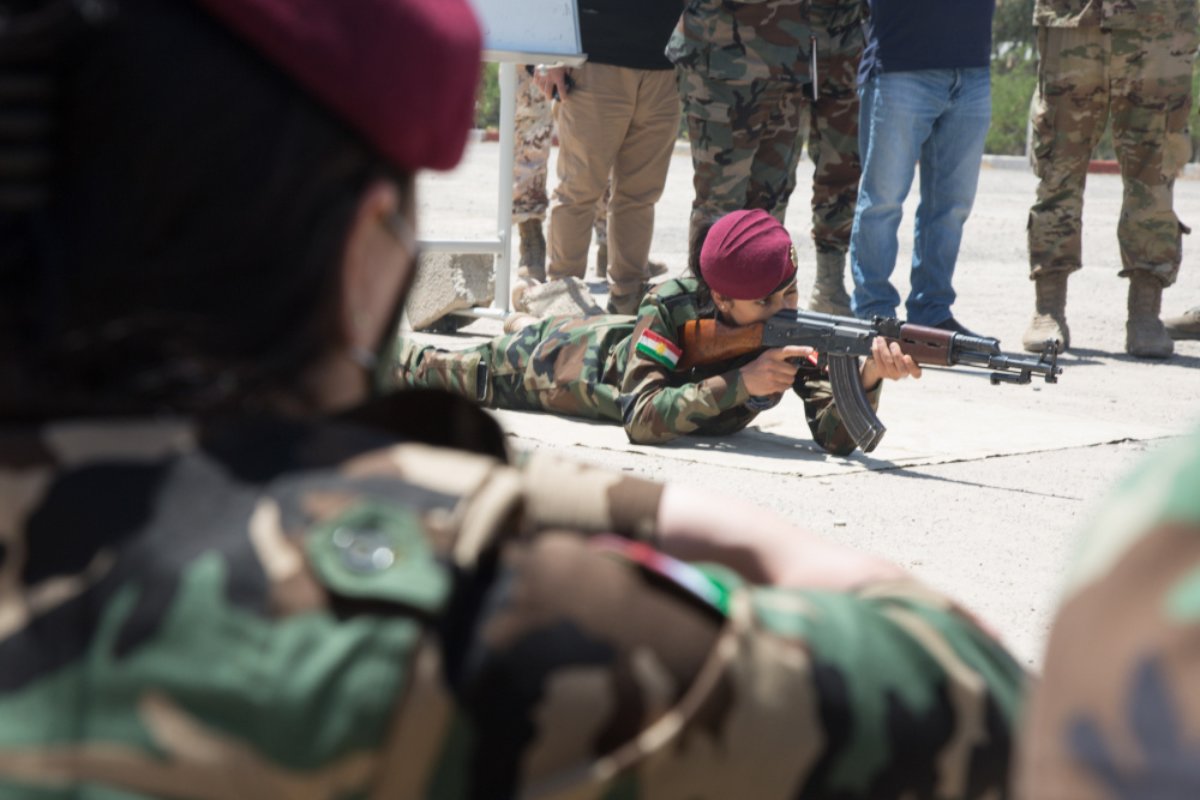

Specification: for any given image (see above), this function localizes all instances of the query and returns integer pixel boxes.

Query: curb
[471,132,1200,180]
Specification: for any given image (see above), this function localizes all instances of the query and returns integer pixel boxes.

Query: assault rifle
[678,309,1062,453]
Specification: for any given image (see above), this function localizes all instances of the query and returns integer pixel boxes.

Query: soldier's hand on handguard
[860,335,921,388]
[534,65,571,101]
[741,345,810,396]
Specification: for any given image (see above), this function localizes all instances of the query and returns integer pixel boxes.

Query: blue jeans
[849,68,991,324]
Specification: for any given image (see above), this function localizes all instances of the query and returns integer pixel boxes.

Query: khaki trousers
[547,63,679,300]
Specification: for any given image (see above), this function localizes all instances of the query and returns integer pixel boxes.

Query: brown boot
[1022,272,1071,353]
[807,250,852,316]
[595,241,607,280]
[1125,272,1174,358]
[1164,306,1200,340]
[517,219,546,282]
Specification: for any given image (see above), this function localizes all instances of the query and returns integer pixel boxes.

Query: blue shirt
[858,0,994,83]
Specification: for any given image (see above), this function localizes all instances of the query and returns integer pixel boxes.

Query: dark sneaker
[932,316,983,339]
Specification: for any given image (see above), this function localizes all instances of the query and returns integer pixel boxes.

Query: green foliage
[987,64,1037,156]
[475,62,500,129]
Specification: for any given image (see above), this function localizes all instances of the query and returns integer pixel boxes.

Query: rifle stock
[674,308,1062,454]
[677,319,766,371]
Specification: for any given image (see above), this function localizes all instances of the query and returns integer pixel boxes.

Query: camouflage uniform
[667,0,866,257]
[1019,425,1200,797]
[0,395,1025,799]
[394,278,880,453]
[512,67,554,226]
[1027,0,1199,284]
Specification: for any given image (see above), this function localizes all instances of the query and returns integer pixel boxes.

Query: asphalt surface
[414,141,1200,668]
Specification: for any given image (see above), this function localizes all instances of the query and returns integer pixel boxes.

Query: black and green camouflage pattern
[0,402,1025,799]
[393,279,879,453]
[669,0,866,255]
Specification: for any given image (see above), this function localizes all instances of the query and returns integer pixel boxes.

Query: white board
[467,0,585,63]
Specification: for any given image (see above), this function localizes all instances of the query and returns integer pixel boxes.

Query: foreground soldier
[1018,425,1200,796]
[396,209,922,452]
[1165,304,1200,340]
[0,1,1023,797]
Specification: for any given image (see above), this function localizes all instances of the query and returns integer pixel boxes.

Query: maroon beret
[193,0,482,172]
[700,210,797,300]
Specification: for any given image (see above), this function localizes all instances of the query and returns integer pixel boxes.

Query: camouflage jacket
[617,277,881,453]
[1019,427,1200,797]
[1033,0,1198,30]
[666,0,866,84]
[0,393,1025,799]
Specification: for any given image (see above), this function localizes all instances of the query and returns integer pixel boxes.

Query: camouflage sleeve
[515,450,664,542]
[1018,429,1200,798]
[618,302,754,445]
[794,365,883,456]
[437,534,1026,799]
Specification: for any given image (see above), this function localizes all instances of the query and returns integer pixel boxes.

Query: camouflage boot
[1164,306,1200,340]
[1125,272,1174,359]
[807,250,852,316]
[1021,273,1070,353]
[595,241,607,281]
[517,219,546,281]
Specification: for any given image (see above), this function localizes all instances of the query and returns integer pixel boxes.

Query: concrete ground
[414,142,1200,668]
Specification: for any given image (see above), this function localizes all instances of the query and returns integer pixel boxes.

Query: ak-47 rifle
[678,309,1062,453]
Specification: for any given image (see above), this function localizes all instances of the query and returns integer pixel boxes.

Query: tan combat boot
[1125,272,1174,358]
[807,250,852,316]
[517,219,546,282]
[1021,272,1070,353]
[1164,306,1200,340]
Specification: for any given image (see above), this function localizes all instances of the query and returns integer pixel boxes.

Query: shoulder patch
[635,329,682,369]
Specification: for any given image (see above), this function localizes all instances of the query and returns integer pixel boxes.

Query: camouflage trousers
[392,316,633,421]
[1028,26,1198,285]
[679,49,861,262]
[514,67,610,244]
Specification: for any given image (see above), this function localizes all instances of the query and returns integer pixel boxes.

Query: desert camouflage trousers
[514,67,610,244]
[680,49,861,263]
[393,316,633,421]
[1028,26,1198,284]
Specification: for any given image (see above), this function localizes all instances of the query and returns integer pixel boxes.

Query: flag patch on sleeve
[635,329,682,369]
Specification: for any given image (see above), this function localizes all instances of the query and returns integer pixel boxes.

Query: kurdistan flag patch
[635,329,682,369]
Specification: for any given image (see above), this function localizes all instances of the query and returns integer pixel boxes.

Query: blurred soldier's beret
[700,209,796,299]
[194,0,482,172]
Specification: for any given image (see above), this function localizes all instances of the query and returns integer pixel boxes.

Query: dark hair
[687,218,716,312]
[0,0,407,419]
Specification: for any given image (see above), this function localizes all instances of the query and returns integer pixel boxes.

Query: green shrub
[475,62,500,129]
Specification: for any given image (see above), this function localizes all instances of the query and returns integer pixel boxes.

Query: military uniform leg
[1027,26,1110,279]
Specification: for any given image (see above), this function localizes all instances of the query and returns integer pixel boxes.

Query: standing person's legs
[906,67,990,326]
[513,67,554,281]
[743,82,807,224]
[607,68,679,313]
[1109,27,1198,357]
[1109,27,1197,284]
[849,71,935,320]
[805,49,861,315]
[1027,27,1108,276]
[1022,26,1109,351]
[548,63,635,281]
[679,72,792,270]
